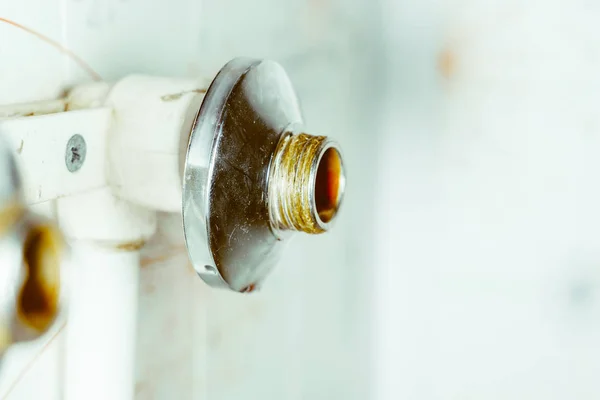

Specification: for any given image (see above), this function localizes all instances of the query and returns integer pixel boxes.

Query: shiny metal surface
[183,58,307,292]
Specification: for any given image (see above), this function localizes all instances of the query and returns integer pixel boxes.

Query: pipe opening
[18,225,62,332]
[315,147,344,224]
[269,133,345,234]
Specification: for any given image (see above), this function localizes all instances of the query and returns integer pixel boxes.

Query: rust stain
[0,17,101,81]
[115,239,146,251]
[186,261,197,275]
[438,47,457,80]
[240,283,256,293]
[140,245,186,267]
[160,88,207,102]
[0,201,25,237]
[17,225,63,333]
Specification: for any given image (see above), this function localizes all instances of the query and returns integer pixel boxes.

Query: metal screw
[65,134,86,173]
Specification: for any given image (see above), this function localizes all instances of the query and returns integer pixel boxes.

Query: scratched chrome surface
[183,58,306,292]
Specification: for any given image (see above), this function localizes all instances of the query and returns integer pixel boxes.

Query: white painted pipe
[63,242,139,400]
[0,77,206,212]
[104,76,206,212]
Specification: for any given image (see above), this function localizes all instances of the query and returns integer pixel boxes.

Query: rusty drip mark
[115,239,146,251]
[0,17,102,81]
[140,245,187,267]
[240,283,256,293]
[160,88,207,102]
[18,225,62,333]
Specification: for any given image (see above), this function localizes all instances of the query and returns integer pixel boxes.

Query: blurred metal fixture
[183,58,346,292]
[0,138,67,356]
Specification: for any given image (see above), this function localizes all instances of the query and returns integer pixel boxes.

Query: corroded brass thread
[269,132,344,234]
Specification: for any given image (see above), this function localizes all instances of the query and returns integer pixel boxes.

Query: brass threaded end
[269,132,345,234]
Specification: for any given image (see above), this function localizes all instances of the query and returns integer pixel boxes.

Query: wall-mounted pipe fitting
[62,57,346,293]
[183,58,346,292]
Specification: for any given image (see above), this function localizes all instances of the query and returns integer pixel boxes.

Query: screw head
[65,134,86,173]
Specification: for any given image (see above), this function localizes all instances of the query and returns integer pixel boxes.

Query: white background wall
[375,0,600,398]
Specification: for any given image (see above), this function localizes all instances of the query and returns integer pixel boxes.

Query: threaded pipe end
[268,132,345,234]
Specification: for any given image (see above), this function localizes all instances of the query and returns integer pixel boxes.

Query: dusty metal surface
[182,57,345,292]
[183,58,304,291]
